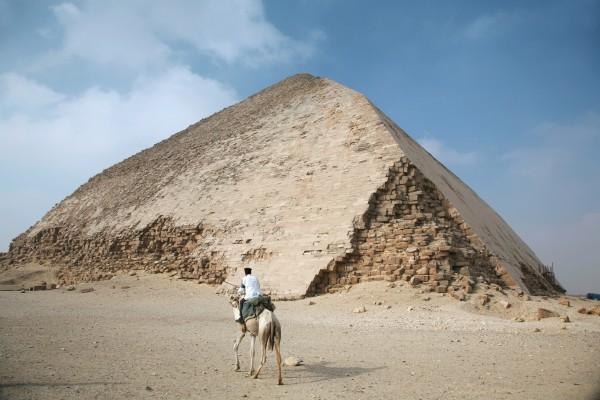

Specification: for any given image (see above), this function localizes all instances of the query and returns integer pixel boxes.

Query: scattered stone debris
[129,271,137,276]
[66,285,75,291]
[536,308,559,320]
[30,282,46,291]
[513,317,525,323]
[499,300,511,309]
[373,300,383,306]
[577,306,600,316]
[407,306,414,312]
[353,306,367,313]
[475,293,490,306]
[145,386,153,391]
[409,276,421,287]
[558,298,571,307]
[560,315,570,323]
[533,328,541,333]
[307,300,316,306]
[283,356,303,367]
[79,287,95,293]
[449,290,466,301]
[121,286,130,290]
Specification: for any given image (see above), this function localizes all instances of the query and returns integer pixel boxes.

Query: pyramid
[2,74,563,297]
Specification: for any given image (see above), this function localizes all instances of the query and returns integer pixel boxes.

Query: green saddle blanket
[241,295,275,321]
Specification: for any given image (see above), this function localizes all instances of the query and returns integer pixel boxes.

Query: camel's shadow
[281,361,385,385]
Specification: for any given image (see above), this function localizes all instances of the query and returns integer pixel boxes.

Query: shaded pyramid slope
[2,74,563,297]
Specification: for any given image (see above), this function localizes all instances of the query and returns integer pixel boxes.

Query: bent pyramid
[3,74,563,297]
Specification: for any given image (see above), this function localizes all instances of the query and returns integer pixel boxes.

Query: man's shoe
[235,317,244,324]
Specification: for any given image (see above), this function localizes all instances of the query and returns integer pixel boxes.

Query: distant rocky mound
[1,74,564,298]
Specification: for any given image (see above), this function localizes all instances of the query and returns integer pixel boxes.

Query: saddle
[241,295,276,322]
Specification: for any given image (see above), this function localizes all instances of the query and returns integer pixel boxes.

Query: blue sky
[1,0,598,293]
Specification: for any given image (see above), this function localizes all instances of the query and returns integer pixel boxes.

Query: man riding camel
[236,267,261,323]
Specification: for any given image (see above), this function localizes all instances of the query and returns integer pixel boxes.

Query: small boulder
[536,308,559,320]
[450,290,466,301]
[475,294,490,306]
[409,276,421,287]
[558,298,571,307]
[79,287,95,293]
[352,306,367,313]
[499,300,511,309]
[283,356,303,367]
[560,315,570,323]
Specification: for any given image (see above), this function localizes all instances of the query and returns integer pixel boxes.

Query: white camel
[229,295,283,385]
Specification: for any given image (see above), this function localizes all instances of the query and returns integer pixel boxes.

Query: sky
[0,0,599,293]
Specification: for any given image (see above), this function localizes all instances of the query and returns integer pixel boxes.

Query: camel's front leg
[233,331,245,371]
[248,335,256,376]
[252,338,268,379]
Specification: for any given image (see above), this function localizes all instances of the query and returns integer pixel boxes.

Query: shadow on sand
[0,381,128,389]
[280,361,385,385]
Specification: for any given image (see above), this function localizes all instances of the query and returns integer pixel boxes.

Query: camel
[229,295,283,385]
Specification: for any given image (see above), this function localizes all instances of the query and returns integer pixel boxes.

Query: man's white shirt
[240,274,261,300]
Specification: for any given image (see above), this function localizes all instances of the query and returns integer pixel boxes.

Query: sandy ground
[1,272,599,400]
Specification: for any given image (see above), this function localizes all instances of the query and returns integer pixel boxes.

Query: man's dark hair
[244,267,252,275]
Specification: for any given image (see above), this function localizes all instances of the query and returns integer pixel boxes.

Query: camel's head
[228,294,240,308]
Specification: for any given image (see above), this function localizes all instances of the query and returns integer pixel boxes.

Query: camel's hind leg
[275,338,283,385]
[252,334,268,379]
[233,331,245,371]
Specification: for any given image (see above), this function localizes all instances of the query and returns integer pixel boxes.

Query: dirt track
[1,273,599,400]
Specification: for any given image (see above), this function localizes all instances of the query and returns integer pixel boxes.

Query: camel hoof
[252,374,258,379]
[234,366,240,372]
[278,380,283,385]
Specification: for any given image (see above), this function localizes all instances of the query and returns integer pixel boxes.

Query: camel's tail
[264,311,281,351]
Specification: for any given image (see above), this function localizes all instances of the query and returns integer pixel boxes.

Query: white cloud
[463,12,513,40]
[47,0,312,69]
[417,137,480,165]
[0,0,318,251]
[0,68,237,172]
[0,73,65,113]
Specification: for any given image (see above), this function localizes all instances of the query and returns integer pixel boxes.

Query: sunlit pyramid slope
[3,74,563,297]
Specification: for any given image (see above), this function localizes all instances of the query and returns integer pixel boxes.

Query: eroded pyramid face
[4,74,562,297]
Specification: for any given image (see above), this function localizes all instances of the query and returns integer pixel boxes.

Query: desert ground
[1,269,599,400]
